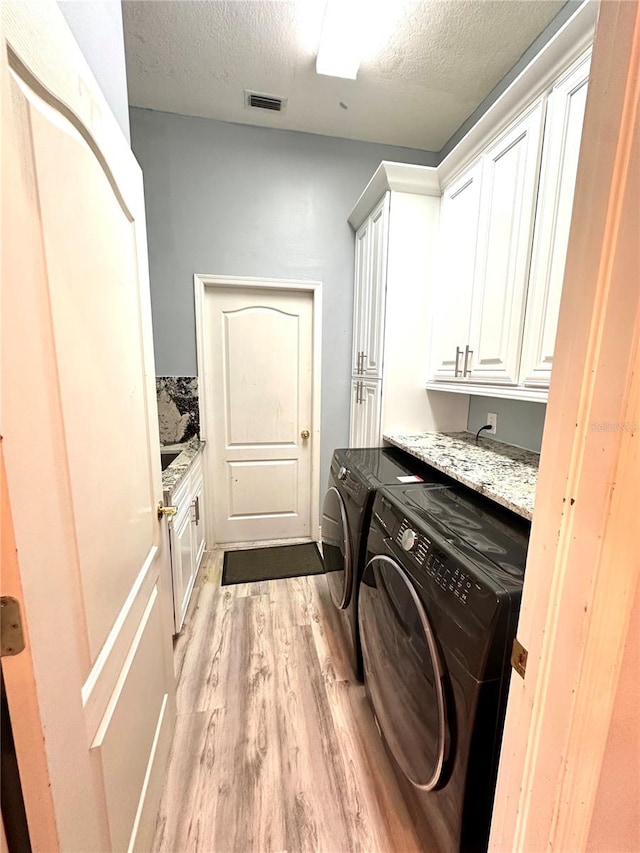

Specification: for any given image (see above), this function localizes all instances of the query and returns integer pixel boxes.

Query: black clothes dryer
[359,485,530,852]
[321,447,451,680]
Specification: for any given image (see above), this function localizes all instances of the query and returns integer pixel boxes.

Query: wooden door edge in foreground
[1,1,176,850]
[490,2,640,851]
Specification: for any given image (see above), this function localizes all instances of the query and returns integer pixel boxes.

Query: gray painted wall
[130,107,437,485]
[58,0,130,142]
[467,395,546,453]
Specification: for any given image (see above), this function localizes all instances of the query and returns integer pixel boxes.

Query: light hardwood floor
[153,549,427,853]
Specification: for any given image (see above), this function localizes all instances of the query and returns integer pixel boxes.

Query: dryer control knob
[401,528,417,551]
[338,466,348,481]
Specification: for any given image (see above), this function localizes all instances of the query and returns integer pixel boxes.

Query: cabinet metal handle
[358,381,364,404]
[361,352,367,373]
[194,496,200,525]
[454,346,463,377]
[359,351,364,374]
[464,346,473,377]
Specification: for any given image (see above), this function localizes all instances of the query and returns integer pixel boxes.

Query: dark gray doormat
[222,543,325,586]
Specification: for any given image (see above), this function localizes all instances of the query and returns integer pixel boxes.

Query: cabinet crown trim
[349,2,595,230]
[348,161,440,230]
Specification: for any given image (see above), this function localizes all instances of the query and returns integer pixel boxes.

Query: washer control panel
[396,517,474,605]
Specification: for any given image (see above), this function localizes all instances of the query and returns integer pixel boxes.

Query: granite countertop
[161,437,205,496]
[384,431,539,520]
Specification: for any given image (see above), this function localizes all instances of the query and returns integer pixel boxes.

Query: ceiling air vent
[245,90,287,112]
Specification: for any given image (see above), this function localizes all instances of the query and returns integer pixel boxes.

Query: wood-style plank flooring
[153,549,427,853]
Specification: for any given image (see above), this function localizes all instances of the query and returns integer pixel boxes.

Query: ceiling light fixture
[315,0,364,80]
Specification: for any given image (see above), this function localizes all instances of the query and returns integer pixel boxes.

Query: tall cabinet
[348,164,469,447]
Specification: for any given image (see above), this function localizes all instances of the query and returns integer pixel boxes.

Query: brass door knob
[157,501,177,521]
[301,430,310,440]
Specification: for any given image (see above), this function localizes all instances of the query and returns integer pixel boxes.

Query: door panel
[207,287,313,543]
[29,90,157,662]
[352,221,370,375]
[520,57,590,387]
[349,378,382,448]
[93,589,168,853]
[228,460,299,516]
[430,162,482,379]
[1,2,176,850]
[469,103,544,383]
[362,195,389,379]
[225,308,300,445]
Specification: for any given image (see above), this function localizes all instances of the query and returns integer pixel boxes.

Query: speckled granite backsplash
[156,377,199,445]
[384,432,539,520]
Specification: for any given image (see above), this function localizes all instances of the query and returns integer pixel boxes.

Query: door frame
[194,274,322,547]
[490,1,640,849]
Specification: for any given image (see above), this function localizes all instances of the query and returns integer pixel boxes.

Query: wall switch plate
[487,412,498,434]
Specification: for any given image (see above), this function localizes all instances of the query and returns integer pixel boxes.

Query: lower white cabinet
[349,378,382,447]
[167,451,205,633]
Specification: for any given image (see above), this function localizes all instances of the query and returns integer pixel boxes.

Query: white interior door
[1,2,175,851]
[206,286,315,544]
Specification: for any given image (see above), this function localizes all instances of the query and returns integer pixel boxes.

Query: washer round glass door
[321,486,352,609]
[359,554,449,790]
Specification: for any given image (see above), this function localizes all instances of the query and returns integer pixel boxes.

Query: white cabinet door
[430,161,483,379]
[520,56,590,387]
[467,102,544,384]
[171,507,194,633]
[192,477,206,571]
[349,378,382,447]
[352,219,370,375]
[361,196,389,379]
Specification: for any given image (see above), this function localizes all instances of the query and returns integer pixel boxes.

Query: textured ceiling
[123,0,565,152]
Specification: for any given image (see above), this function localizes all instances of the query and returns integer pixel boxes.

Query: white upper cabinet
[427,42,592,401]
[519,55,591,387]
[352,195,389,381]
[430,104,544,387]
[431,160,482,379]
[468,102,544,384]
[351,219,370,376]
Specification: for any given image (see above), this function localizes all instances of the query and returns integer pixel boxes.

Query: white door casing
[1,1,176,851]
[195,276,321,546]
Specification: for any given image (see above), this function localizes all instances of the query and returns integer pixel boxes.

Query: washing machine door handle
[361,554,448,791]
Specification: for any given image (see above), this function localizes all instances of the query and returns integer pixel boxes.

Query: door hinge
[1,597,25,657]
[511,637,528,679]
